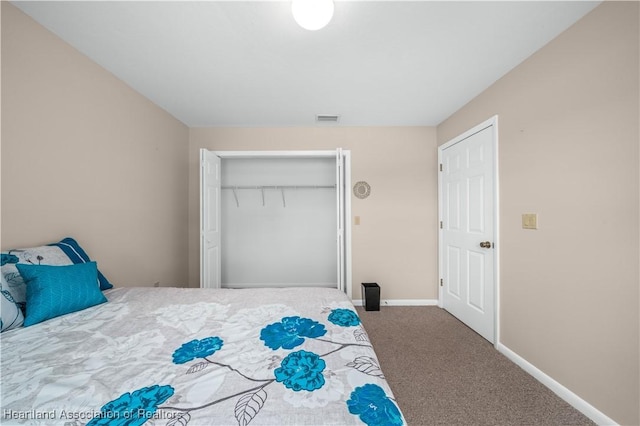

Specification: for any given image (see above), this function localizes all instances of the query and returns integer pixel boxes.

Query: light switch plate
[522,213,538,230]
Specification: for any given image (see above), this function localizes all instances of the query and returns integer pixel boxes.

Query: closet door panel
[200,150,221,289]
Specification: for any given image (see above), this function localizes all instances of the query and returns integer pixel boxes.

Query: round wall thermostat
[353,181,371,199]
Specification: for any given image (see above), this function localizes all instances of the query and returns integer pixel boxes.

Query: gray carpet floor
[355,306,595,426]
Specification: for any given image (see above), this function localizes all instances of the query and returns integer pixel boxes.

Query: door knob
[479,241,492,248]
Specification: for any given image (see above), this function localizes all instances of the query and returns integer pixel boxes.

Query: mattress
[1,286,404,425]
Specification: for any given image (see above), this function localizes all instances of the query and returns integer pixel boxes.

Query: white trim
[493,116,501,346]
[222,283,338,289]
[437,147,444,309]
[199,149,205,289]
[497,343,618,426]
[343,151,353,298]
[352,299,439,307]
[437,115,500,345]
[213,150,338,159]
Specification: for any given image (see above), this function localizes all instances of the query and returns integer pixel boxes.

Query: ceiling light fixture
[291,0,334,31]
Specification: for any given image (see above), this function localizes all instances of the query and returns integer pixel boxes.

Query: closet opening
[200,150,351,296]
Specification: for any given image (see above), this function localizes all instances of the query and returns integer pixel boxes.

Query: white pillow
[1,273,24,332]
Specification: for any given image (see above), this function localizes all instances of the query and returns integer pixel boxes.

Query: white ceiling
[13,1,600,127]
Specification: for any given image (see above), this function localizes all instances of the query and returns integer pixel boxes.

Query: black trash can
[361,283,380,311]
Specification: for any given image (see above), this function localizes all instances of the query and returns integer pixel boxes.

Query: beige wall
[3,1,638,423]
[188,127,438,300]
[1,3,190,287]
[437,2,639,424]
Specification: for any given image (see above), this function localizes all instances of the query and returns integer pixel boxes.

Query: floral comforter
[1,287,404,426]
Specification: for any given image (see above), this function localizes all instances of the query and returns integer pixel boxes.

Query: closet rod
[221,185,336,190]
[221,185,335,208]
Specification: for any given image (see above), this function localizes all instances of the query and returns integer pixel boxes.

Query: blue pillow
[49,238,113,290]
[16,262,107,327]
[1,237,113,312]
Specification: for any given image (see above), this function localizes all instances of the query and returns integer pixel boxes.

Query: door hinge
[439,163,443,172]
[440,278,443,287]
[440,221,443,229]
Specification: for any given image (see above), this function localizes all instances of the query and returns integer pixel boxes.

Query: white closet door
[200,149,221,289]
[336,148,345,292]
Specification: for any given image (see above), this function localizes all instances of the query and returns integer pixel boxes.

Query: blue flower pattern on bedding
[328,308,361,327]
[87,385,174,426]
[260,316,327,350]
[274,350,326,391]
[172,336,223,364]
[87,307,404,426]
[347,383,404,426]
[1,253,18,266]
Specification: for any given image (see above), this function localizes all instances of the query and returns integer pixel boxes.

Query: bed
[1,270,405,426]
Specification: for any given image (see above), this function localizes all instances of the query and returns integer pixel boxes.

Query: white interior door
[200,149,221,289]
[440,118,497,343]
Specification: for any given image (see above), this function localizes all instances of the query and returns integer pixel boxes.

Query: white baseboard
[496,343,618,426]
[352,299,439,307]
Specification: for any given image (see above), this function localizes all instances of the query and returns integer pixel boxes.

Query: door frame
[437,116,500,346]
[200,149,352,297]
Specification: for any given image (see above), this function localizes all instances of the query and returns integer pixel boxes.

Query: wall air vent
[316,114,340,123]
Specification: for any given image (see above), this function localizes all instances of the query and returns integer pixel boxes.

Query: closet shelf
[221,185,335,208]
